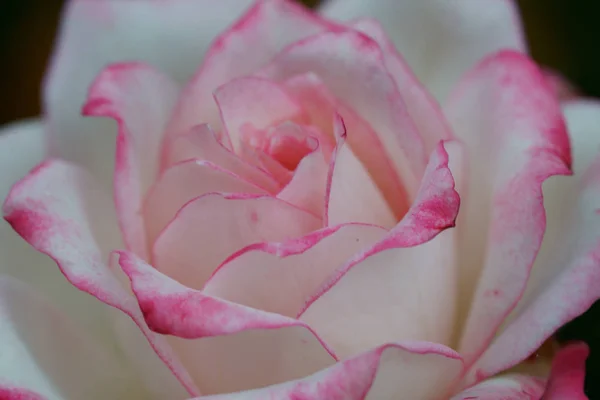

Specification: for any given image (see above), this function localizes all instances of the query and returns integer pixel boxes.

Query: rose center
[241,122,320,170]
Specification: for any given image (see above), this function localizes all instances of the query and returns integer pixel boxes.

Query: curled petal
[204,223,387,317]
[445,50,572,365]
[299,142,460,356]
[83,62,179,257]
[3,160,197,395]
[119,251,337,395]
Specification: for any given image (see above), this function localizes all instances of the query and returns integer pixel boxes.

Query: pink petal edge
[2,160,198,396]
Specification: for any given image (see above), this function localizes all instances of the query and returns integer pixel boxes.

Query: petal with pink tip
[321,0,526,101]
[277,148,329,217]
[350,18,453,151]
[82,62,179,258]
[169,0,337,140]
[214,77,306,152]
[451,375,545,400]
[3,160,197,395]
[204,223,387,317]
[542,343,588,400]
[444,51,571,364]
[464,149,600,383]
[299,142,460,357]
[0,277,145,399]
[0,387,46,400]
[260,30,426,196]
[45,0,255,187]
[118,251,336,395]
[193,342,463,400]
[162,125,280,193]
[152,193,321,290]
[143,160,267,246]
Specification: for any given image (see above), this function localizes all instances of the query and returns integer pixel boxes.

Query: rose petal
[0,387,46,400]
[444,51,572,365]
[451,375,545,400]
[277,147,329,217]
[45,0,255,187]
[143,160,268,246]
[169,0,337,141]
[326,125,398,228]
[3,160,197,395]
[299,142,460,356]
[0,277,144,399]
[542,343,588,400]
[192,342,463,400]
[260,30,426,198]
[82,62,179,258]
[321,0,526,101]
[282,73,409,217]
[204,223,387,317]
[464,112,600,382]
[152,193,321,290]
[349,18,453,152]
[119,251,336,395]
[162,125,280,193]
[214,77,306,152]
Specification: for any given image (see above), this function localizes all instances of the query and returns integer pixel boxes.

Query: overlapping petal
[45,0,255,188]
[82,62,179,257]
[2,160,197,396]
[192,342,463,400]
[321,0,526,101]
[119,251,336,395]
[445,50,572,366]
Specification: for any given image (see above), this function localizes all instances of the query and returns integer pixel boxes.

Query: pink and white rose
[1,0,598,398]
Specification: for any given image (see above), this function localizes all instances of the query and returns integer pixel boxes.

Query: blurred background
[1,0,600,397]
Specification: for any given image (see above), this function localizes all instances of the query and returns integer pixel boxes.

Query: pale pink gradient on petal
[162,125,280,193]
[118,251,337,395]
[321,0,526,101]
[542,343,588,400]
[350,18,453,151]
[260,30,426,198]
[214,77,306,153]
[451,375,545,400]
[299,142,459,356]
[169,0,338,141]
[204,223,387,317]
[152,193,321,290]
[444,50,571,366]
[3,160,198,395]
[277,147,329,218]
[192,342,463,400]
[82,62,179,258]
[45,0,255,188]
[143,160,267,245]
[465,151,600,384]
[327,128,398,228]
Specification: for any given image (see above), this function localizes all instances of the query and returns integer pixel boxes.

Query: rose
[0,0,598,398]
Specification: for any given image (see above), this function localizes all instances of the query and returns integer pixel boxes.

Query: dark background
[1,0,600,397]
